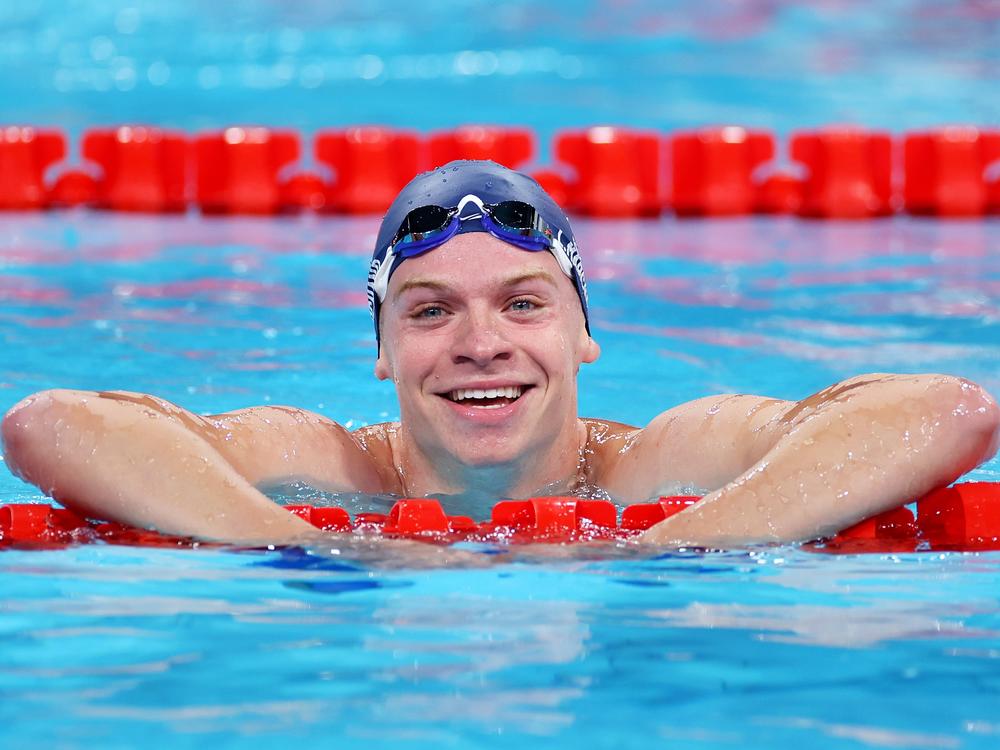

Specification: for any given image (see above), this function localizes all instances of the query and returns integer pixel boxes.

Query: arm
[1,389,385,544]
[622,374,1000,546]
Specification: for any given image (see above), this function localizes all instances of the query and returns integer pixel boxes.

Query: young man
[2,161,998,548]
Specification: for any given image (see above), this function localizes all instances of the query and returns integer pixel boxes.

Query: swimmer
[2,160,998,548]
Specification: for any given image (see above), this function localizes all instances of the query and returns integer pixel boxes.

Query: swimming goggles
[369,193,583,304]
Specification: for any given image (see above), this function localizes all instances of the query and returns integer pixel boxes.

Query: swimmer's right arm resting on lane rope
[629,374,1000,547]
[0,389,382,544]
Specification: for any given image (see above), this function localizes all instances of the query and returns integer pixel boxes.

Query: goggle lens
[393,204,454,244]
[490,201,538,233]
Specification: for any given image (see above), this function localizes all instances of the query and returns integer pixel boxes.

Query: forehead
[386,233,570,299]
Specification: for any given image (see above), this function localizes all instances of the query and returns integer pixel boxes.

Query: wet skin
[2,234,999,547]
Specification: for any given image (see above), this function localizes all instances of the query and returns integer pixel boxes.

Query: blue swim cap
[368,160,589,349]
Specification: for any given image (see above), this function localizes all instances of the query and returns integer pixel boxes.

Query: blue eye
[510,298,537,311]
[416,305,445,318]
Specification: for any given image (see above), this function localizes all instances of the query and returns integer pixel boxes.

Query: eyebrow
[393,278,451,297]
[393,270,559,298]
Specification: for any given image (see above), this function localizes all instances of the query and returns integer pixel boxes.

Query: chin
[448,440,523,468]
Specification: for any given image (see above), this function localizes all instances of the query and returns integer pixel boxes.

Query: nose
[450,306,513,367]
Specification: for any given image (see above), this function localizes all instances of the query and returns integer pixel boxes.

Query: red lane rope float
[315,126,423,214]
[904,127,1000,217]
[914,482,1000,551]
[428,125,535,172]
[553,127,663,217]
[791,128,894,219]
[671,127,776,217]
[2,482,999,552]
[6,123,998,218]
[195,127,300,215]
[0,126,66,209]
[84,126,189,212]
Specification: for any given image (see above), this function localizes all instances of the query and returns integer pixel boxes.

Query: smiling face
[375,233,600,474]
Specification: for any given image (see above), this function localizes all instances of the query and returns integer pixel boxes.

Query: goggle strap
[546,232,576,278]
[371,247,394,302]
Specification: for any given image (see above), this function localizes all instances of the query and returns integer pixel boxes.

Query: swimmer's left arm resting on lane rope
[639,374,1000,546]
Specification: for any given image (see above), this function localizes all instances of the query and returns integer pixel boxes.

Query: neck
[390,420,589,499]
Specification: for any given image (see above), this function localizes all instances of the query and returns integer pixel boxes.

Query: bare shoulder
[580,417,640,494]
[201,404,395,492]
[585,395,789,502]
[581,417,640,456]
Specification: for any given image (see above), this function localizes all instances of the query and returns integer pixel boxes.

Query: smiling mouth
[442,385,530,409]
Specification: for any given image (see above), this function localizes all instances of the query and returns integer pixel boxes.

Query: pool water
[3,1,998,141]
[4,0,1000,746]
[2,212,999,749]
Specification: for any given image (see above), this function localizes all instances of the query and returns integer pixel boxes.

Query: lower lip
[438,389,531,425]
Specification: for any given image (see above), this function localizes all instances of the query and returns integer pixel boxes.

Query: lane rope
[2,125,998,217]
[2,482,997,552]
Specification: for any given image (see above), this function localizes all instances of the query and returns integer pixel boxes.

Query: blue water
[1,1,998,151]
[2,213,999,749]
[3,1,1000,748]
[4,543,1000,750]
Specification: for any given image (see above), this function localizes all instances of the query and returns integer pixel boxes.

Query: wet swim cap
[368,160,589,349]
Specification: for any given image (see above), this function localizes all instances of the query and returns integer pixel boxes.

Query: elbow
[3,391,54,479]
[924,375,1000,470]
[964,380,1000,464]
[2,389,89,486]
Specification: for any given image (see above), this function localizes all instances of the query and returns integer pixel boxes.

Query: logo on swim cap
[563,236,588,305]
[367,256,382,319]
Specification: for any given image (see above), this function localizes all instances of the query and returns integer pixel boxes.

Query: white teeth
[449,386,523,402]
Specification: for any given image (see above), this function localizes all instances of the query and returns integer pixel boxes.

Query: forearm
[642,375,1000,546]
[2,390,318,544]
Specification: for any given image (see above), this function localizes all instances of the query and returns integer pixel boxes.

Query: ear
[375,340,392,380]
[374,311,393,380]
[374,348,392,381]
[579,331,600,365]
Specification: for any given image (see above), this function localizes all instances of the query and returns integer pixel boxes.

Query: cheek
[544,324,594,376]
[527,331,573,376]
[383,337,444,385]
